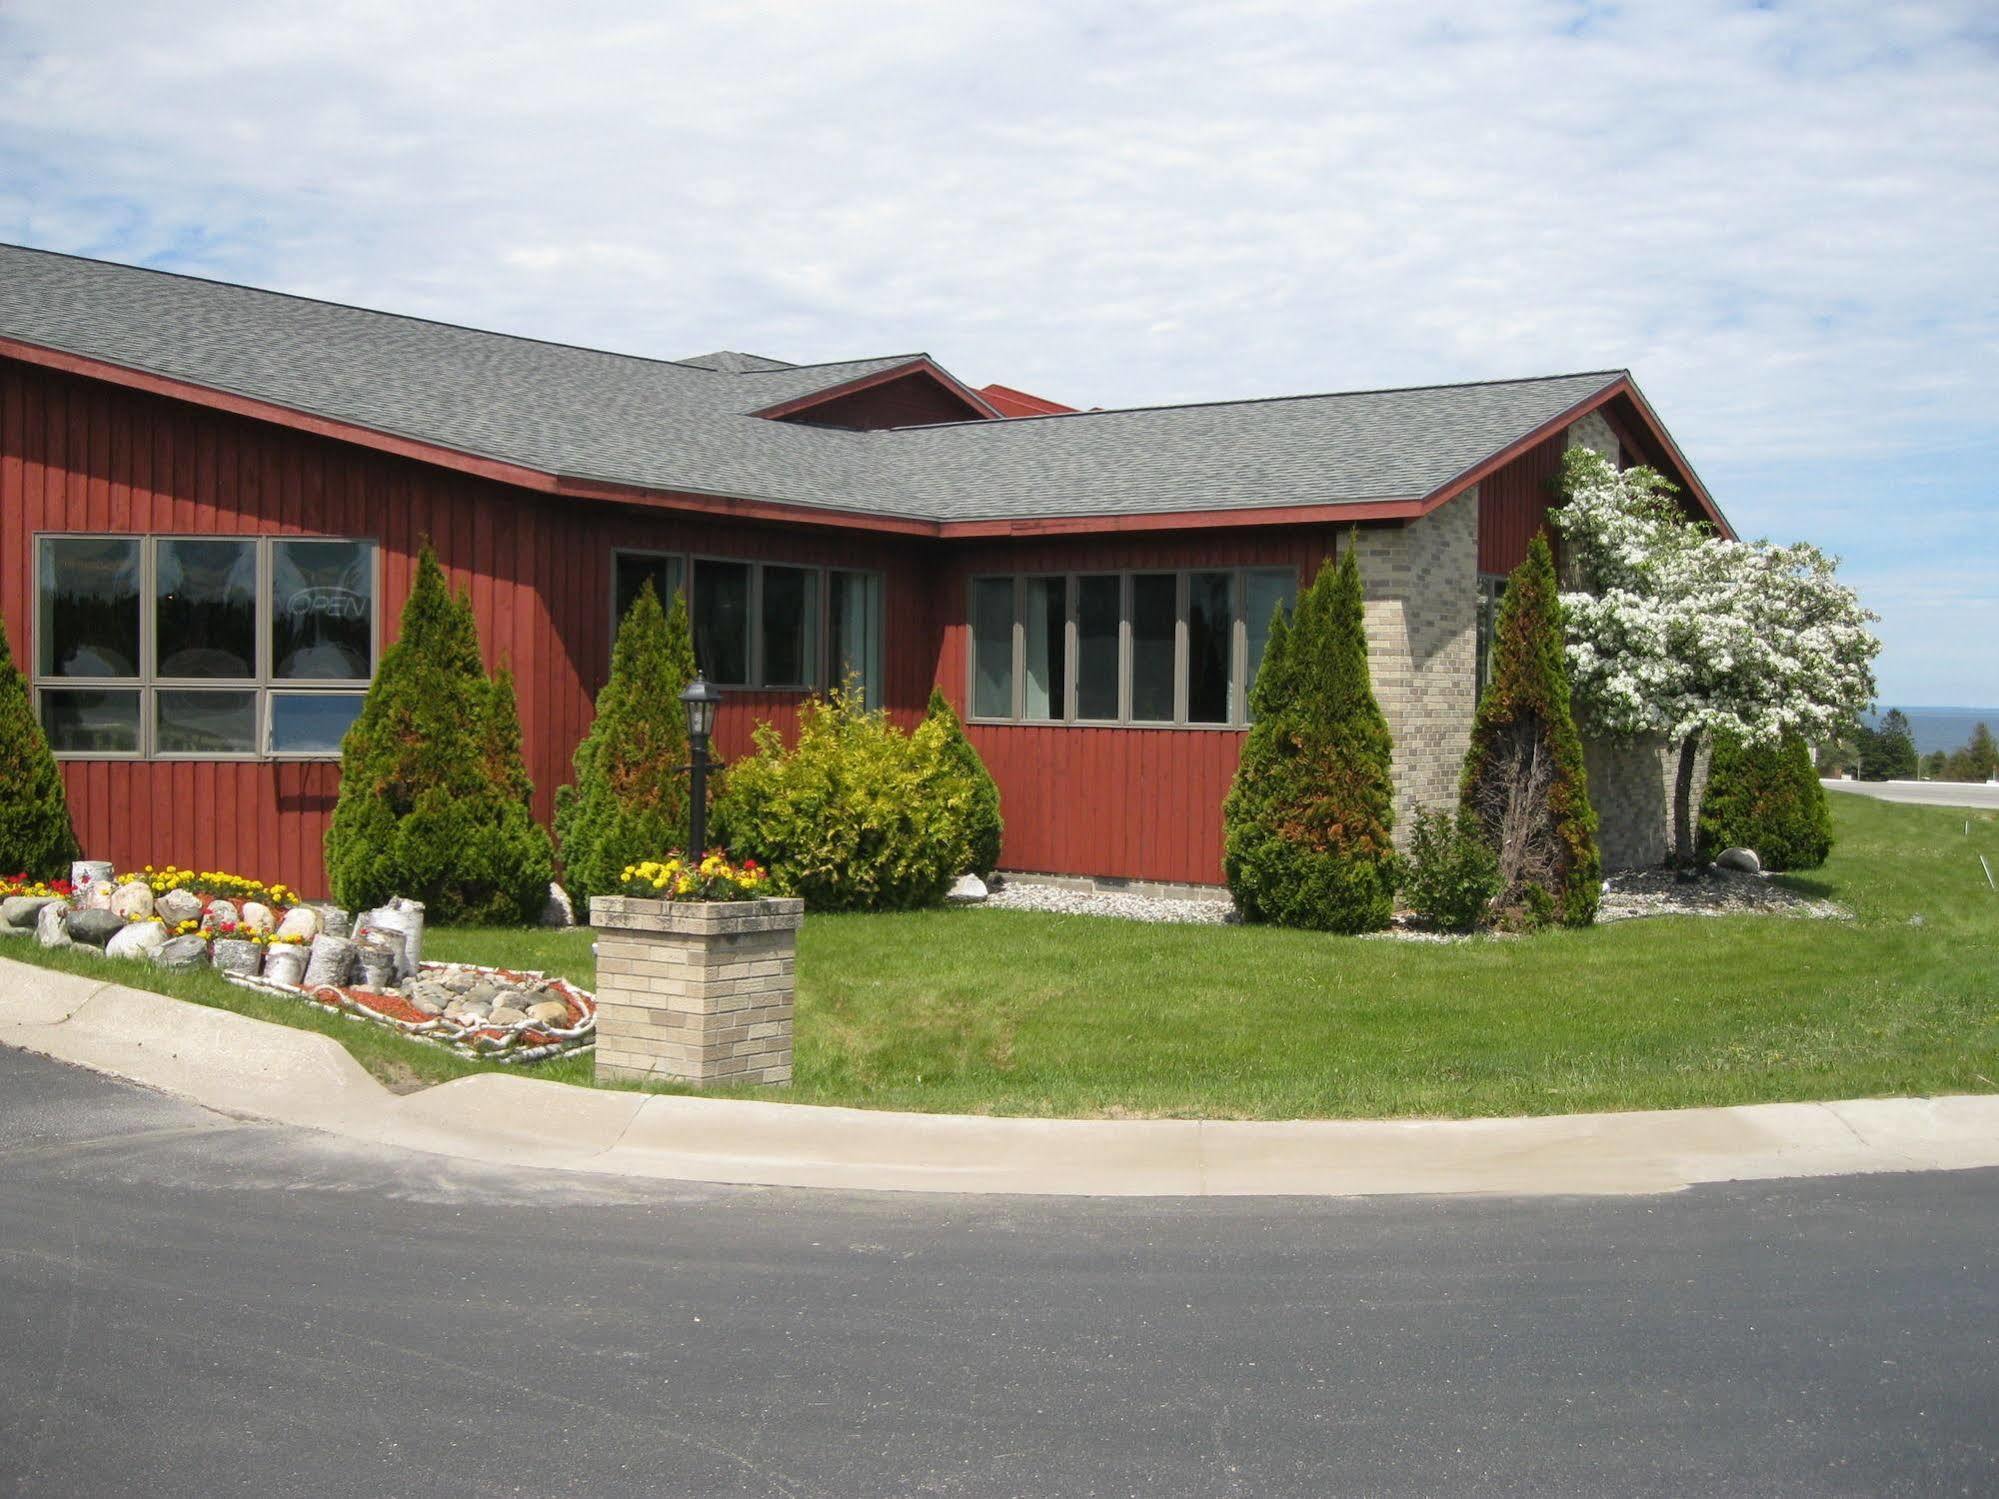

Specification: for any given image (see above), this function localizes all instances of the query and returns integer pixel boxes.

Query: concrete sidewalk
[5,957,1997,1197]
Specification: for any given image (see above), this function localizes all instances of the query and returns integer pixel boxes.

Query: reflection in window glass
[1186,572,1232,724]
[761,566,818,687]
[1075,575,1121,720]
[156,539,258,679]
[693,559,751,684]
[268,693,366,755]
[613,553,684,636]
[157,690,259,754]
[1130,575,1177,722]
[40,688,141,753]
[39,538,141,679]
[972,579,1014,719]
[829,571,882,704]
[1022,577,1066,720]
[1244,570,1296,711]
[272,540,372,680]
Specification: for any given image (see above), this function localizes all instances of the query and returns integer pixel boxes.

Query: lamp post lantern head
[680,675,722,744]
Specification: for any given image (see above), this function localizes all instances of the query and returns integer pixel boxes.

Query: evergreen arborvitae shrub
[1222,546,1398,932]
[0,616,81,879]
[1696,730,1833,871]
[325,546,553,924]
[1458,534,1600,928]
[926,685,1003,878]
[554,582,699,902]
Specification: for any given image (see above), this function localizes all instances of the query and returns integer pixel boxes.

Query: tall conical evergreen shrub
[1459,534,1600,928]
[926,685,1003,878]
[0,617,81,879]
[325,547,553,924]
[1696,730,1833,871]
[1223,545,1398,932]
[554,582,699,902]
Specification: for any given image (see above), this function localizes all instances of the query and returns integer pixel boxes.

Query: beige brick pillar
[587,896,804,1087]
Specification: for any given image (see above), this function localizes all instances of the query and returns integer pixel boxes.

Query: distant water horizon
[1866,706,1999,756]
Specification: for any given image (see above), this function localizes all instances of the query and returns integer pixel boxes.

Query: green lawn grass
[6,796,1995,1118]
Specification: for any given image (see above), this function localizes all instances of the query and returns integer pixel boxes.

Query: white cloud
[1,0,1994,701]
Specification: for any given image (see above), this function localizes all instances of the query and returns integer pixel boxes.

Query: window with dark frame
[34,534,377,760]
[1475,573,1508,703]
[967,567,1296,728]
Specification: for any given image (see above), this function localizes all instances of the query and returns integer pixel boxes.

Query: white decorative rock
[109,881,155,921]
[275,906,324,942]
[106,920,168,961]
[946,873,989,904]
[155,888,205,927]
[83,881,115,912]
[203,898,240,930]
[1,895,61,928]
[153,934,210,969]
[238,902,276,935]
[540,883,576,928]
[526,999,569,1026]
[36,901,72,950]
[1716,847,1762,874]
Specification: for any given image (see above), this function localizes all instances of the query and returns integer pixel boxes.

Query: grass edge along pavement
[2,796,1993,1118]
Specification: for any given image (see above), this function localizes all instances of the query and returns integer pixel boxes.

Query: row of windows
[33,535,377,759]
[968,569,1297,727]
[612,552,883,699]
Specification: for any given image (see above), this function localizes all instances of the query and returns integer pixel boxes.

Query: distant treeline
[1827,710,1997,782]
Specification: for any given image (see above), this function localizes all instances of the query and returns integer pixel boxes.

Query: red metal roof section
[977,383,1079,419]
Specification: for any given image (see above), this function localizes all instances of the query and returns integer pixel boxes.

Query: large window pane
[156,539,257,679]
[268,693,366,755]
[829,570,882,704]
[760,565,818,687]
[1075,575,1121,721]
[693,559,750,684]
[1022,577,1066,720]
[1244,570,1296,713]
[39,538,141,678]
[272,540,372,680]
[971,578,1014,719]
[1186,571,1232,724]
[1130,574,1177,722]
[157,689,258,755]
[613,552,684,637]
[40,688,141,753]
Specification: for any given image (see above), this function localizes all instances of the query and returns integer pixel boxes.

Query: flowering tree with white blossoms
[1551,449,1879,869]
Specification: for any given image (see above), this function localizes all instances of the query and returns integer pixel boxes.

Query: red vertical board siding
[1476,432,1567,575]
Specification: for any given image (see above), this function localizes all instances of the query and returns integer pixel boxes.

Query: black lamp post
[680,675,723,857]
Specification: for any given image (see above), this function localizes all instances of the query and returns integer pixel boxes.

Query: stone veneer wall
[1349,488,1480,837]
[1567,409,1620,464]
[1583,736,1711,870]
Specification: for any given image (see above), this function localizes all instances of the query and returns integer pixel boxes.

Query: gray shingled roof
[0,243,1625,526]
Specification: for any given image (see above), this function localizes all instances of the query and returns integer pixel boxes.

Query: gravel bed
[983,883,1237,925]
[1597,866,1850,923]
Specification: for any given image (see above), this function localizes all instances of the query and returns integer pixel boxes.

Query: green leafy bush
[714,687,973,911]
[1401,806,1501,932]
[1460,534,1600,928]
[927,685,1003,877]
[1696,730,1834,871]
[325,546,554,924]
[555,583,699,902]
[1223,545,1398,933]
[0,615,81,879]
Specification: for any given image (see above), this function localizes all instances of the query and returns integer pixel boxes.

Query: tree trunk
[1673,732,1702,874]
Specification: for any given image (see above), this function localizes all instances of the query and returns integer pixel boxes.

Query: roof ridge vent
[678,350,797,374]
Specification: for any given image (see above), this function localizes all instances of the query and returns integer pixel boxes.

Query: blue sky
[2,0,1994,708]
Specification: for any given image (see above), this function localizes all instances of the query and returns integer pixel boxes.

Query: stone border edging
[4,955,1998,1198]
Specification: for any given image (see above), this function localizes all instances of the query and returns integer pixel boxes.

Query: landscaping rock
[276,906,324,942]
[1715,847,1762,874]
[106,921,167,961]
[264,944,308,988]
[303,934,357,988]
[440,970,482,995]
[488,1005,529,1027]
[67,908,125,948]
[444,998,492,1023]
[1,895,61,928]
[407,981,451,1016]
[462,980,502,1007]
[212,938,263,976]
[153,934,210,969]
[946,873,989,904]
[155,888,205,927]
[36,901,72,950]
[109,881,155,920]
[82,881,115,912]
[526,999,570,1026]
[203,898,241,930]
[540,883,576,928]
[0,920,30,939]
[237,902,276,935]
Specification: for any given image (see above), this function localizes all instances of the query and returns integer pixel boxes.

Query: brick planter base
[588,896,804,1087]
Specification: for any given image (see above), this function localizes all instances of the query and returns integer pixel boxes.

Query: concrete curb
[5,956,1998,1197]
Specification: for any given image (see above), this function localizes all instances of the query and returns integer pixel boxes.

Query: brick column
[587,896,804,1087]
